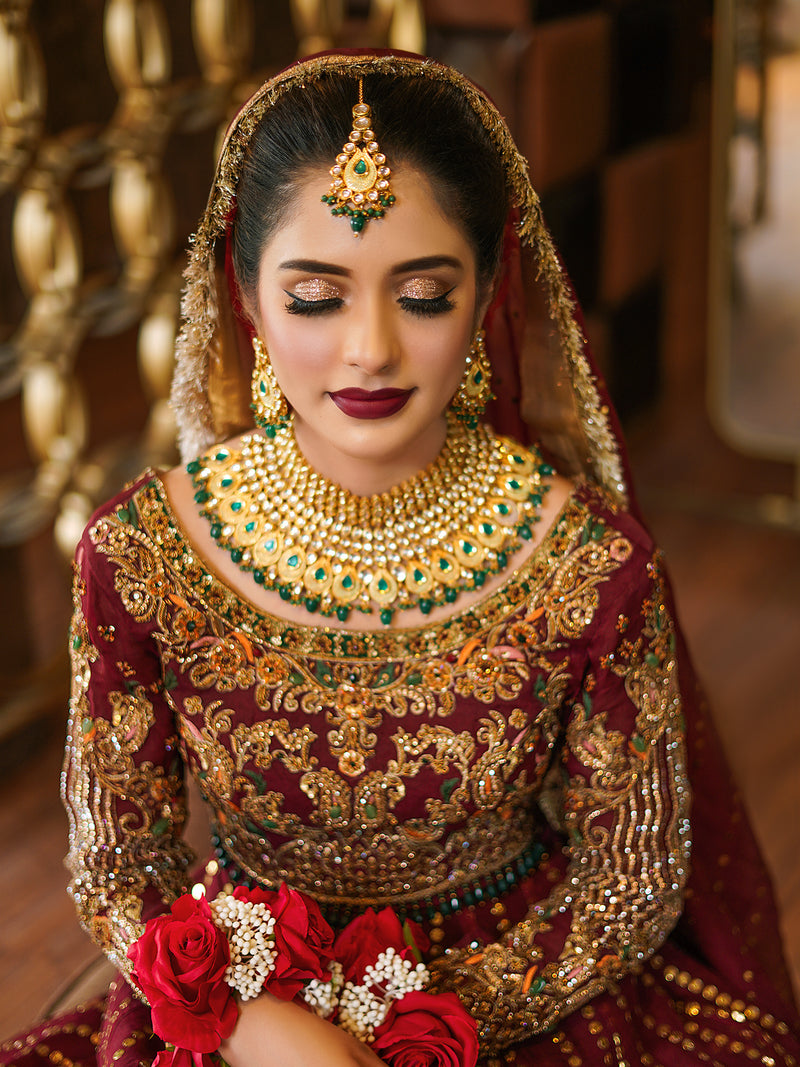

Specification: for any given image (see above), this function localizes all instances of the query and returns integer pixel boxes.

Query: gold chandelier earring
[450,330,493,427]
[251,336,289,436]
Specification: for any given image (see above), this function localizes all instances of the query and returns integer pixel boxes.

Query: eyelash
[283,288,457,318]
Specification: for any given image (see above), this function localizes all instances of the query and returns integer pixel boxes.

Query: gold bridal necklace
[188,418,552,625]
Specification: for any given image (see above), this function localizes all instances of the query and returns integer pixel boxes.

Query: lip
[329,388,413,420]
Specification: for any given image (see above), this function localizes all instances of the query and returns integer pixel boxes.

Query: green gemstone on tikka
[354,159,367,174]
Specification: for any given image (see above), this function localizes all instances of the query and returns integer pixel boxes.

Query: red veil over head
[169,50,799,1041]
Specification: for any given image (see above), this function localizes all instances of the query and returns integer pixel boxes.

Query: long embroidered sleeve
[62,490,195,981]
[428,532,692,1052]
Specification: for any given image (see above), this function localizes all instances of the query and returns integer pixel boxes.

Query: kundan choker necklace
[188,418,552,625]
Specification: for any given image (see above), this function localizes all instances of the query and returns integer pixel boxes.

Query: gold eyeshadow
[290,279,341,300]
[398,278,443,300]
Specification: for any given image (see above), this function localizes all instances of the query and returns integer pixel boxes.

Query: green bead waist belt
[211,833,545,928]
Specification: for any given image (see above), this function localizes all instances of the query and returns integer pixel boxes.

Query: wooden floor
[0,407,798,1044]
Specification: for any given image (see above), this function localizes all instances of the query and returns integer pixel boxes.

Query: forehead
[259,164,477,275]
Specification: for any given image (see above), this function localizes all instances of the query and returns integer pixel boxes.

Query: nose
[344,294,397,377]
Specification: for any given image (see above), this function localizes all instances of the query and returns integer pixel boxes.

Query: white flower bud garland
[209,892,277,1001]
[336,947,430,1041]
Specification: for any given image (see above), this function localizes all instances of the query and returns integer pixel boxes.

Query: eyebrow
[278,255,464,276]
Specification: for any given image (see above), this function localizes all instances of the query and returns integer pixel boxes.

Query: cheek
[263,317,340,386]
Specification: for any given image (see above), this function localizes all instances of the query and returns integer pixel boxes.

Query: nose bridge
[348,287,396,373]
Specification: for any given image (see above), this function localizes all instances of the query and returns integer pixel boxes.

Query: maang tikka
[451,330,494,427]
[322,78,396,234]
[251,336,289,436]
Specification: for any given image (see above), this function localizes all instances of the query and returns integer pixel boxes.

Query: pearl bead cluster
[303,960,345,1019]
[210,893,277,1001]
[337,948,430,1041]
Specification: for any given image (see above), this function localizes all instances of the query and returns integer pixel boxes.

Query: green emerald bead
[194,490,209,504]
[186,460,200,475]
[380,609,393,625]
[496,551,507,568]
[210,523,222,539]
[444,588,457,603]
[530,493,542,506]
[540,463,555,476]
[419,599,433,614]
[231,548,243,564]
[354,159,367,174]
[336,605,350,621]
[279,587,292,601]
[305,597,320,613]
[473,571,486,587]
[388,195,396,203]
[519,524,532,540]
[350,215,364,233]
[265,425,277,439]
[252,570,265,584]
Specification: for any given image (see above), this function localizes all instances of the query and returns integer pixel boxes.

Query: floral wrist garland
[127,884,478,1067]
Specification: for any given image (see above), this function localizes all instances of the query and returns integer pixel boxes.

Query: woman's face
[253,165,490,493]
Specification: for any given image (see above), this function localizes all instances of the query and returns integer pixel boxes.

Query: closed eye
[398,288,456,318]
[284,292,343,316]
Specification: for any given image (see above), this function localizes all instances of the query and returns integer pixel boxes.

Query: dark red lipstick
[329,388,413,419]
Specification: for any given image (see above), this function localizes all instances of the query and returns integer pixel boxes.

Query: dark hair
[232,73,509,314]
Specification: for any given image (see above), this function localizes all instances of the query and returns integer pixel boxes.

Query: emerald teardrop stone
[354,159,367,174]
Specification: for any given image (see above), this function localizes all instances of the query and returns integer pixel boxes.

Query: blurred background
[1,0,798,1036]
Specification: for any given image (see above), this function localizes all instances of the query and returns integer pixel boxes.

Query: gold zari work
[189,419,551,622]
[61,476,692,1045]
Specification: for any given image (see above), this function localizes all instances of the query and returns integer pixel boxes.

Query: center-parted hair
[232,73,510,312]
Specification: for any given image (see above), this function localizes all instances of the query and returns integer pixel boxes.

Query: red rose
[127,894,238,1053]
[153,1050,215,1067]
[372,991,479,1067]
[334,907,430,984]
[233,884,335,1000]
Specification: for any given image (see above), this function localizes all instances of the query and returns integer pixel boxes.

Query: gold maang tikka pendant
[321,79,395,234]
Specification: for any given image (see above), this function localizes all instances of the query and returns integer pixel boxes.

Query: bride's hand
[219,993,387,1067]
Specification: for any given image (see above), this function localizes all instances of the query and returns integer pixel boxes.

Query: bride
[3,52,798,1067]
